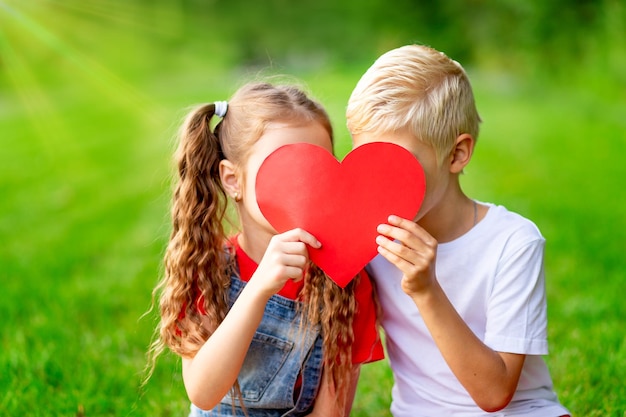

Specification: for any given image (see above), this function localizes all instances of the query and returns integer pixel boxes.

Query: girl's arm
[182,282,270,409]
[376,216,525,412]
[308,365,362,417]
[182,229,321,410]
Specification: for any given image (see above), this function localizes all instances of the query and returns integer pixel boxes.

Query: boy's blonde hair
[346,44,481,163]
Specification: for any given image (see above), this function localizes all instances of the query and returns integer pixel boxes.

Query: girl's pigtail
[301,266,357,413]
[156,103,232,359]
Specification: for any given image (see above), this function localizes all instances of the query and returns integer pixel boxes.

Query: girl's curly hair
[147,81,359,411]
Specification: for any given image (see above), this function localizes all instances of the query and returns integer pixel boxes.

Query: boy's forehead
[352,131,433,159]
[352,130,428,151]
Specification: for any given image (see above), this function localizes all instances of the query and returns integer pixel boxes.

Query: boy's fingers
[377,244,417,275]
[376,235,417,262]
[388,215,417,228]
[376,224,420,249]
[379,216,437,248]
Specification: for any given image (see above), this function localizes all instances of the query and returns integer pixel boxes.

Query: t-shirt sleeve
[485,233,549,355]
[351,270,385,364]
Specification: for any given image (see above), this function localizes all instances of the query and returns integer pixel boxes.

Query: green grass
[1,2,625,416]
[463,75,626,416]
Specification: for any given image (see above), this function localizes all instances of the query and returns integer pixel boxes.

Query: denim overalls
[189,274,324,417]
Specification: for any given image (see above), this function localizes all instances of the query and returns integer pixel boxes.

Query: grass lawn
[1,4,625,416]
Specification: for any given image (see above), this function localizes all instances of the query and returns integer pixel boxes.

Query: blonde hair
[147,81,358,410]
[346,44,481,163]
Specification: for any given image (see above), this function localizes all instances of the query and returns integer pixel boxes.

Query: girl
[149,81,384,417]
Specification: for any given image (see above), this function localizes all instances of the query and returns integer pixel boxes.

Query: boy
[346,45,570,416]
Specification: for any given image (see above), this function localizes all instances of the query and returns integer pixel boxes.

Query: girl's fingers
[286,266,305,282]
[280,253,308,269]
[271,255,306,281]
[280,228,321,249]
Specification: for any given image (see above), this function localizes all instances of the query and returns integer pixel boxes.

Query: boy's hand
[376,215,438,297]
[252,228,321,298]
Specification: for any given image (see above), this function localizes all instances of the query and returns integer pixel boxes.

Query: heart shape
[256,142,425,288]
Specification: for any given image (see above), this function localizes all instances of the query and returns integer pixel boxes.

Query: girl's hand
[375,215,438,297]
[182,228,320,409]
[251,228,321,298]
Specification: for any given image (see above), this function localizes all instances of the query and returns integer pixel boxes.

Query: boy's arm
[405,279,525,412]
[376,216,525,412]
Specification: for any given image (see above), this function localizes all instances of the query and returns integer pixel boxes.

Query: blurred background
[1,0,624,415]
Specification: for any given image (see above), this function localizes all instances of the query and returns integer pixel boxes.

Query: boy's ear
[449,133,475,174]
[219,159,241,199]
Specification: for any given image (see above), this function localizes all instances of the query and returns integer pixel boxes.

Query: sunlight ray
[0,25,69,160]
[46,0,181,37]
[0,2,166,126]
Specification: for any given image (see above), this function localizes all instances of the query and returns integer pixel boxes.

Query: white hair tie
[214,101,228,118]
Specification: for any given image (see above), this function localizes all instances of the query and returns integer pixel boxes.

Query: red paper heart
[256,142,425,288]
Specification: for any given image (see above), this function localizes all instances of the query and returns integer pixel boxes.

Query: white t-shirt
[368,203,570,417]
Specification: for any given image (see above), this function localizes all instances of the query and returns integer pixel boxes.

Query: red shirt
[191,240,384,364]
[233,241,384,364]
